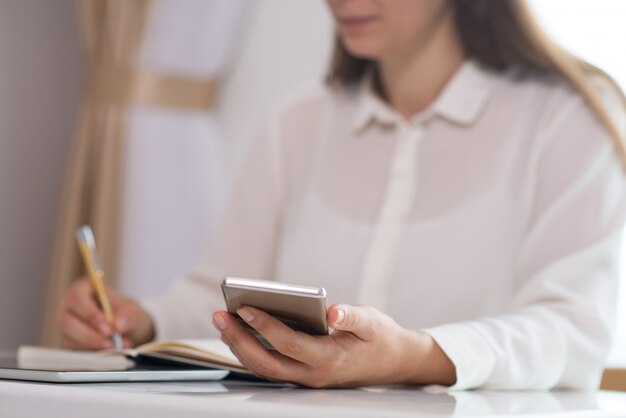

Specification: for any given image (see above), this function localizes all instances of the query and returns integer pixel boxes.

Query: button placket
[357,122,425,310]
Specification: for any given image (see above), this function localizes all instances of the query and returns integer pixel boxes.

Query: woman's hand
[57,277,155,349]
[212,304,456,388]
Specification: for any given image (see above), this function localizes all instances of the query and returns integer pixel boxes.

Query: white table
[3,379,626,418]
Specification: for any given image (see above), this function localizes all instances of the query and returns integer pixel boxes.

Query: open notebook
[18,339,248,374]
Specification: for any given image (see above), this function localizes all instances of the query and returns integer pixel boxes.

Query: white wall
[528,0,626,90]
[0,0,82,351]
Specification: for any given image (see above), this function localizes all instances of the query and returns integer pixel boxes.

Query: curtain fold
[41,0,154,346]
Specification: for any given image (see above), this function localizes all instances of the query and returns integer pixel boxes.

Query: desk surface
[3,379,626,418]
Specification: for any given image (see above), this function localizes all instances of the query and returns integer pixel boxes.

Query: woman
[57,0,626,389]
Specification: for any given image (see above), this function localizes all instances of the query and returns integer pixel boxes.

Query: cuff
[423,322,496,390]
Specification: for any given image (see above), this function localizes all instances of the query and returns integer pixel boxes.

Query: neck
[377,8,465,120]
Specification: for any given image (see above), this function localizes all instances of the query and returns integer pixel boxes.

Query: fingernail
[237,308,254,323]
[336,306,346,325]
[99,322,111,335]
[213,314,226,332]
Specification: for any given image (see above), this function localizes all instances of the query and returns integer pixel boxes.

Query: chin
[341,37,383,60]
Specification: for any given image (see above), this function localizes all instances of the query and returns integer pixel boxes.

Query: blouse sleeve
[425,87,626,390]
[140,115,285,340]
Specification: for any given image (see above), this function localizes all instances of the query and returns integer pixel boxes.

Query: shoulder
[268,81,358,131]
[480,65,625,201]
[588,72,626,136]
[495,66,624,132]
[493,67,623,157]
[495,68,584,120]
[513,70,625,196]
[259,82,360,193]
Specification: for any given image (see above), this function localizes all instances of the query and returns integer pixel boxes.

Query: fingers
[114,303,140,334]
[114,301,155,347]
[328,304,376,341]
[235,306,327,365]
[59,278,112,351]
[213,311,309,382]
[58,278,154,350]
[63,278,110,335]
[57,309,113,350]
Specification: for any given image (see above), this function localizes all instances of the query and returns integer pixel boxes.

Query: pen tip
[112,333,124,351]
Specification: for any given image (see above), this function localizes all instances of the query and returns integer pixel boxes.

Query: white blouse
[142,61,626,390]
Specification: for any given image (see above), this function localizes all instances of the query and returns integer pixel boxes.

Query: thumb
[114,301,141,334]
[115,300,155,346]
[328,304,375,340]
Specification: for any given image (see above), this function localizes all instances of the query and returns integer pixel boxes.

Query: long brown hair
[327,0,626,167]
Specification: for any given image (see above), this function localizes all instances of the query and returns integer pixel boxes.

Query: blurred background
[0,0,624,360]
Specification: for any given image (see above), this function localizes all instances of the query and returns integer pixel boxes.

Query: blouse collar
[352,60,499,132]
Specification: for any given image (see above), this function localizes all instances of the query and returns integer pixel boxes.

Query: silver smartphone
[221,277,328,338]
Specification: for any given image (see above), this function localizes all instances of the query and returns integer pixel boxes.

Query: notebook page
[137,339,240,366]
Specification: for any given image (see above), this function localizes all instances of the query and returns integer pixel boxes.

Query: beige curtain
[40,0,154,346]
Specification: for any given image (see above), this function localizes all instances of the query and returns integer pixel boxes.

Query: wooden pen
[75,225,123,350]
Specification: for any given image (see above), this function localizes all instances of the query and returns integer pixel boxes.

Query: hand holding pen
[55,226,155,350]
